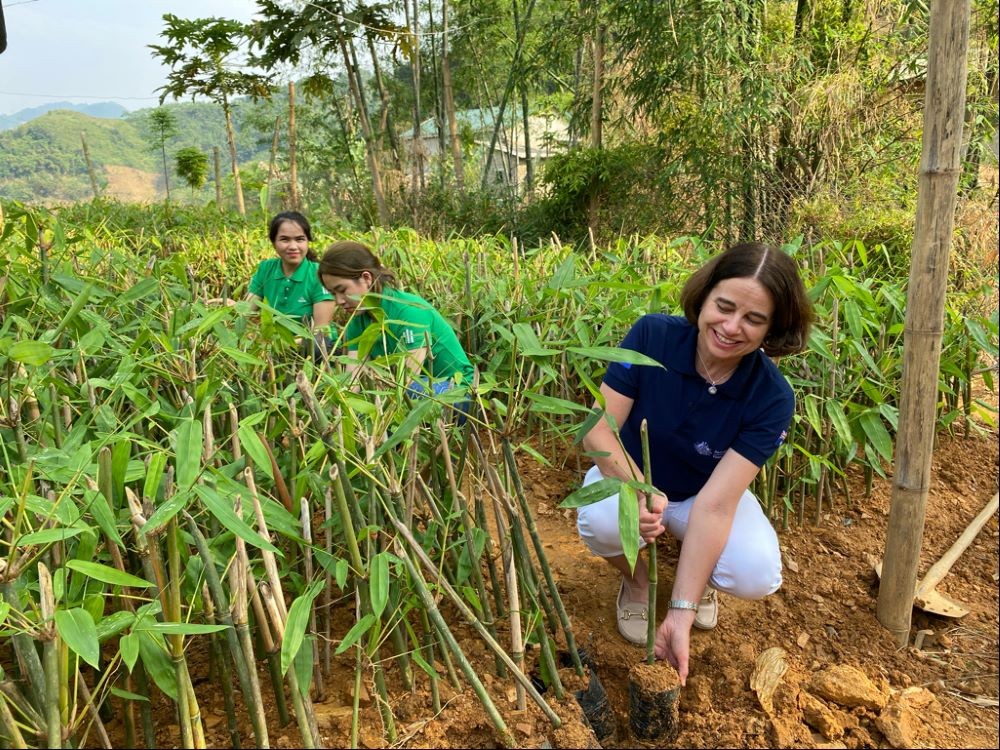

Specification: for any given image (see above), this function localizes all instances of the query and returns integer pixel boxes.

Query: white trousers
[575,465,783,600]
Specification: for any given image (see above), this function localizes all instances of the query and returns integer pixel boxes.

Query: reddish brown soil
[103,412,999,749]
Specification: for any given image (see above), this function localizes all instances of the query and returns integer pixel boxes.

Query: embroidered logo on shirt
[774,429,788,447]
[402,329,415,345]
[694,441,726,459]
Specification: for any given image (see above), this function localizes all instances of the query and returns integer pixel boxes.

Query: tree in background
[150,14,273,216]
[144,107,178,203]
[175,147,209,198]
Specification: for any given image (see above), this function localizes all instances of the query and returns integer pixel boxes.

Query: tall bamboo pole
[288,81,300,211]
[876,0,971,647]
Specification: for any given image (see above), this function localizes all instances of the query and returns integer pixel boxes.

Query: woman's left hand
[654,608,695,686]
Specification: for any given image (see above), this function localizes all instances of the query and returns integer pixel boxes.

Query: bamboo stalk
[37,563,62,750]
[501,438,583,677]
[300,496,325,701]
[391,540,516,747]
[203,584,241,749]
[0,583,47,713]
[76,671,112,749]
[0,686,28,749]
[182,510,270,748]
[641,419,658,663]
[260,583,318,749]
[388,513,561,727]
[165,518,199,749]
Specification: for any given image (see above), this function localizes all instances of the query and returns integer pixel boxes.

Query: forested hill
[0,101,268,204]
[0,101,128,131]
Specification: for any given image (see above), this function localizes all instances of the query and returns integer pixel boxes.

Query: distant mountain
[0,101,128,131]
[0,100,272,204]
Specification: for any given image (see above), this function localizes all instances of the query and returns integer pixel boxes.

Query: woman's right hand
[638,492,668,542]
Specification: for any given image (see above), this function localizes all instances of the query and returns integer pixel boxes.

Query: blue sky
[0,0,260,115]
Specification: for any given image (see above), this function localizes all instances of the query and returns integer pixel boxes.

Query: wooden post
[213,146,223,211]
[289,81,300,211]
[876,0,971,647]
[81,131,101,199]
[266,116,280,214]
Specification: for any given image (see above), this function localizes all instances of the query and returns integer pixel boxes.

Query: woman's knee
[576,500,626,558]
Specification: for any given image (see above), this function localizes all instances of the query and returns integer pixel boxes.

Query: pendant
[708,385,718,395]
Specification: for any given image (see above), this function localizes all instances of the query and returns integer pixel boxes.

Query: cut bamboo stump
[628,661,681,741]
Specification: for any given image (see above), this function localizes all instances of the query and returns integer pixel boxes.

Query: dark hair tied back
[318,241,399,292]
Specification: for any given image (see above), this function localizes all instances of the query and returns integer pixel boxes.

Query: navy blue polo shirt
[602,315,793,503]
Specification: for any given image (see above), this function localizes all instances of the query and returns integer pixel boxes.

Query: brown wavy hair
[680,242,813,357]
[317,241,399,293]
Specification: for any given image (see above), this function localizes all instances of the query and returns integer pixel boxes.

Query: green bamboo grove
[0,202,997,748]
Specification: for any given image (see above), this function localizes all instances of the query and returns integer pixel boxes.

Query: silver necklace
[697,350,737,395]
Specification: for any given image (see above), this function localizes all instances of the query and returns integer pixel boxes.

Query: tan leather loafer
[694,587,718,630]
[616,581,648,646]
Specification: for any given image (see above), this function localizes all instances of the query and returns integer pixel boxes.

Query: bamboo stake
[878,0,972,647]
[0,582,48,712]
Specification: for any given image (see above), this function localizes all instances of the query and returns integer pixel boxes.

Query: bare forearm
[582,422,642,483]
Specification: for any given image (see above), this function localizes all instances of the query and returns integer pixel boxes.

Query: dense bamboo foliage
[0,200,996,747]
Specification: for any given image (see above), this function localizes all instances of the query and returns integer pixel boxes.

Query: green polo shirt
[344,286,475,384]
[248,258,333,319]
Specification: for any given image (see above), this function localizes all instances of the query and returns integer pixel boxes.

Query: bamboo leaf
[369,552,390,618]
[144,452,168,502]
[335,614,376,655]
[142,488,192,536]
[824,400,853,448]
[237,424,274,481]
[96,610,136,642]
[119,632,139,672]
[67,560,153,589]
[194,485,281,555]
[858,410,894,463]
[373,397,437,458]
[559,478,620,508]
[143,622,230,635]
[138,630,178,700]
[55,608,101,668]
[567,346,666,369]
[172,418,203,490]
[618,483,640,573]
[16,527,85,546]
[110,686,149,702]
[9,340,55,366]
[280,580,323,676]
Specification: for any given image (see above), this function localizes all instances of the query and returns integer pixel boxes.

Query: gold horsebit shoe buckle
[620,607,647,621]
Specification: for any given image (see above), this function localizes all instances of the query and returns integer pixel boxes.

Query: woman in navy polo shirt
[576,242,812,684]
[246,212,335,345]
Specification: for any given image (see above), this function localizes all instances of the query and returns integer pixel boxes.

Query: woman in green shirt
[247,211,335,330]
[317,241,474,395]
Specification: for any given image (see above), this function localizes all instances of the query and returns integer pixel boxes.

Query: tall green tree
[150,15,273,216]
[175,147,210,197]
[145,107,178,202]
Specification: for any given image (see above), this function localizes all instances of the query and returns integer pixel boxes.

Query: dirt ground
[105,403,999,750]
